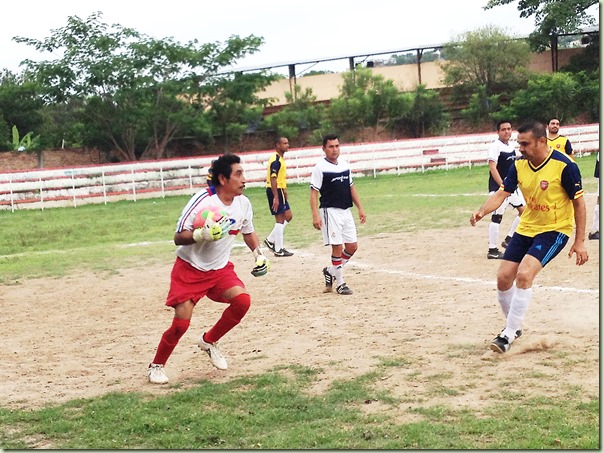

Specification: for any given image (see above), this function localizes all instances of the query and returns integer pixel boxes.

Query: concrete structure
[257,48,586,106]
[0,123,597,211]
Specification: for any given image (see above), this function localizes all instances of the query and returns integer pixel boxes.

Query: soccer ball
[193,206,229,229]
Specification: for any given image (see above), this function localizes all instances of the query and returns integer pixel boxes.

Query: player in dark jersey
[310,134,366,295]
[486,120,525,259]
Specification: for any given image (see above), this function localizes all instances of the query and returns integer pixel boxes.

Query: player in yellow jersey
[547,117,573,158]
[264,137,294,257]
[470,120,588,353]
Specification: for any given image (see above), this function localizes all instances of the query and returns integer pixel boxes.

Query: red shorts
[165,257,245,306]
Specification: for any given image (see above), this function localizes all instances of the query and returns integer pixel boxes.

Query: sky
[1,0,598,76]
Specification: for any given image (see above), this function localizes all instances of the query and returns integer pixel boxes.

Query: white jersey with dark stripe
[174,189,255,271]
[487,139,518,192]
[310,157,353,209]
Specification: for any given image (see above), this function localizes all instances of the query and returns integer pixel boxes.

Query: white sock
[502,287,532,341]
[273,223,285,251]
[507,215,520,238]
[497,285,515,318]
[592,204,599,232]
[488,222,500,249]
[331,265,344,286]
[267,225,276,243]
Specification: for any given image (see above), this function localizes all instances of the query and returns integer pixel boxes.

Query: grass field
[0,155,598,449]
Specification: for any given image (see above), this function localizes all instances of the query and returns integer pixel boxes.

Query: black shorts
[266,188,290,215]
[504,231,569,267]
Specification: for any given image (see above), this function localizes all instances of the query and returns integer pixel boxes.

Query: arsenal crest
[540,180,549,190]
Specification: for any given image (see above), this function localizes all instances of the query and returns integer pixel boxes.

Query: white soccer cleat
[198,335,228,370]
[147,363,169,384]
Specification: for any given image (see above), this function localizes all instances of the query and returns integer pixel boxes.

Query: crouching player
[147,153,270,384]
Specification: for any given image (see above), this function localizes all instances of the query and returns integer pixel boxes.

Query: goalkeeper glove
[193,224,224,242]
[216,216,236,237]
[251,255,270,277]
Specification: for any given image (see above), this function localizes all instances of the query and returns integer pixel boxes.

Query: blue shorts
[266,187,290,215]
[504,232,569,267]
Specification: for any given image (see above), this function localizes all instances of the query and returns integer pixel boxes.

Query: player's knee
[345,243,358,255]
[515,269,535,289]
[162,318,191,345]
[491,214,503,224]
[229,293,251,320]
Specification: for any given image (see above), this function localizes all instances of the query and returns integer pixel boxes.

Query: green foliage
[440,26,531,101]
[400,85,449,137]
[461,85,502,127]
[495,71,580,123]
[386,50,441,66]
[262,86,325,143]
[485,0,598,51]
[572,69,599,122]
[10,125,40,151]
[15,12,273,161]
[326,68,413,135]
[0,70,44,146]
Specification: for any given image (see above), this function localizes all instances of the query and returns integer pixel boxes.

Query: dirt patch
[1,202,599,414]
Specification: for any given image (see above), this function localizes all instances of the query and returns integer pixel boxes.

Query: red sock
[152,318,190,365]
[205,293,251,343]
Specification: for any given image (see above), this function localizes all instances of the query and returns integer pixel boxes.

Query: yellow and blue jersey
[266,153,287,189]
[502,149,584,237]
[547,135,573,156]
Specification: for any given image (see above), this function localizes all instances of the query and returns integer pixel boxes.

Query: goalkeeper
[147,153,270,385]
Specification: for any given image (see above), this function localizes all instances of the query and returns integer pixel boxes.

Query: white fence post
[131,168,137,202]
[71,173,77,208]
[9,175,14,213]
[160,166,165,198]
[102,170,107,205]
[39,176,44,211]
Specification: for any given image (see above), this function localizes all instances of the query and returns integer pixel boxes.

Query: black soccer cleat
[490,335,511,353]
[322,267,334,292]
[263,238,276,252]
[487,248,504,259]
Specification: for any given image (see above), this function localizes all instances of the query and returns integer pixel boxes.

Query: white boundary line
[1,241,598,296]
[292,250,599,295]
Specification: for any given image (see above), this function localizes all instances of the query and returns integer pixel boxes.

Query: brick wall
[0,148,103,172]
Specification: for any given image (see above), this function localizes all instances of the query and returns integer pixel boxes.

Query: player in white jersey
[486,120,525,259]
[589,150,599,240]
[147,154,270,384]
[310,134,366,295]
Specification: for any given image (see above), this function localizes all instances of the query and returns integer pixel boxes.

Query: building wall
[258,48,585,106]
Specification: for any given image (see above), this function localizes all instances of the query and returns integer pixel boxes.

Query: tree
[0,70,44,145]
[262,86,325,143]
[494,71,580,123]
[440,26,531,98]
[401,85,449,138]
[326,68,412,138]
[485,0,598,51]
[14,12,273,161]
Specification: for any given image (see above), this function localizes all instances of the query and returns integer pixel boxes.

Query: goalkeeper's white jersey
[175,190,255,271]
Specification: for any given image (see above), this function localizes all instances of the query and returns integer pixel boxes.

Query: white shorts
[320,207,358,246]
[490,189,525,215]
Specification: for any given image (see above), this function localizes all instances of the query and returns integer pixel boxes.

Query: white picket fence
[0,124,598,211]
